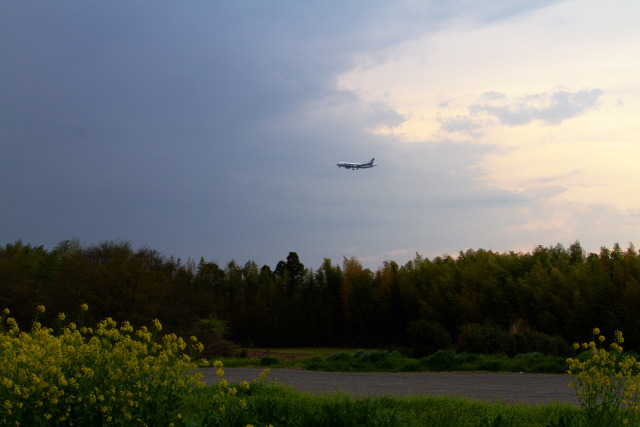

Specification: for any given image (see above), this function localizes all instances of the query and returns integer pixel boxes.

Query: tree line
[1,239,639,356]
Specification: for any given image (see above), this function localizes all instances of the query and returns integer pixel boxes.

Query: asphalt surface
[199,368,579,406]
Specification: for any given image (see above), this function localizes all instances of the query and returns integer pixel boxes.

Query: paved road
[199,368,578,406]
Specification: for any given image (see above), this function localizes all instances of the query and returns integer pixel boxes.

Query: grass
[202,349,580,425]
[219,348,569,374]
[181,380,582,426]
[197,350,582,425]
[392,395,580,426]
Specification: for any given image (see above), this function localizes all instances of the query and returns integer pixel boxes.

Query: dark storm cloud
[1,1,565,269]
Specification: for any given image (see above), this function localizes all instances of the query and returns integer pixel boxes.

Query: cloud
[2,0,636,272]
[437,115,484,138]
[436,89,603,139]
[470,89,604,126]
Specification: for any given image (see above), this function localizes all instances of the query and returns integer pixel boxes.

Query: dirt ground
[199,368,579,406]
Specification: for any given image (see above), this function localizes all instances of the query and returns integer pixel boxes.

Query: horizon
[4,237,635,273]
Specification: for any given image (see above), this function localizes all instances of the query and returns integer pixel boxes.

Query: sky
[2,0,639,271]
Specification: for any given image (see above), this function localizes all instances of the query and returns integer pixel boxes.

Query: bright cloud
[338,0,640,235]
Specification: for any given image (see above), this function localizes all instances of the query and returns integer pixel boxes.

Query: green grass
[217,348,569,374]
[194,349,584,425]
[180,381,582,426]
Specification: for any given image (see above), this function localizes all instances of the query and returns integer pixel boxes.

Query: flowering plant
[0,305,207,426]
[567,328,640,425]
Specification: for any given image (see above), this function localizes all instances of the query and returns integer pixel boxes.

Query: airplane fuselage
[337,158,376,170]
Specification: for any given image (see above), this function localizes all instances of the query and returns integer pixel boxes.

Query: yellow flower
[3,308,9,315]
[573,343,580,350]
[599,335,606,343]
[153,319,162,332]
[80,303,89,312]
[58,313,65,321]
[36,305,45,313]
[593,327,600,335]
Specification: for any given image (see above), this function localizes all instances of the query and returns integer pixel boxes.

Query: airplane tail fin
[369,158,375,165]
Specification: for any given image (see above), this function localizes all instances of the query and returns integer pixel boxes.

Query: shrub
[400,360,421,372]
[327,351,352,362]
[0,305,205,426]
[513,328,569,357]
[260,356,280,366]
[407,320,452,358]
[455,352,483,364]
[478,360,502,372]
[305,355,327,371]
[426,349,457,371]
[353,350,402,363]
[567,328,640,426]
[458,323,514,355]
[191,315,235,358]
[530,360,566,374]
[515,352,544,360]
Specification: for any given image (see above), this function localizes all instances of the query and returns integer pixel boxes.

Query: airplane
[336,158,376,170]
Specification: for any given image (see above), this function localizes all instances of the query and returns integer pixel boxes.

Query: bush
[456,352,483,364]
[305,355,327,371]
[515,351,544,360]
[0,305,205,425]
[400,360,421,372]
[478,360,502,372]
[426,349,457,371]
[192,315,235,358]
[530,360,566,374]
[327,351,352,362]
[260,356,280,366]
[513,328,569,357]
[567,328,640,425]
[407,320,452,358]
[458,323,514,355]
[354,350,402,363]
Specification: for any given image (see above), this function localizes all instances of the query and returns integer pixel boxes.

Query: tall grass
[179,381,581,426]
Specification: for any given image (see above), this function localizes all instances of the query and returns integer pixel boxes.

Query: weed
[260,355,281,366]
[0,305,206,425]
[567,328,640,426]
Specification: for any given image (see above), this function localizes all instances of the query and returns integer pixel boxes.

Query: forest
[1,239,639,357]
